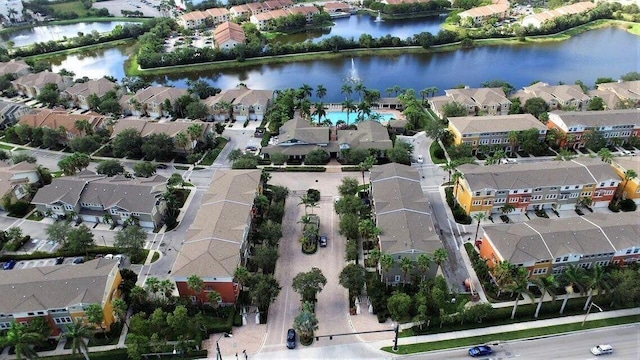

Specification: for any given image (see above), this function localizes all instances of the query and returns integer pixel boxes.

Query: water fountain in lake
[374,11,383,22]
[347,58,360,84]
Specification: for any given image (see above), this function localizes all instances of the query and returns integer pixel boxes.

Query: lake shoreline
[126,19,639,77]
[0,17,148,36]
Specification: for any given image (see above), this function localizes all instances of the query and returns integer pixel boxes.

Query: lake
[51,27,640,102]
[0,21,133,47]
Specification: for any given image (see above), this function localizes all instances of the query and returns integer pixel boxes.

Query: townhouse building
[370,163,442,285]
[0,60,30,77]
[62,77,118,110]
[204,85,273,122]
[595,80,640,107]
[250,5,319,30]
[0,100,30,129]
[478,212,640,279]
[171,170,262,304]
[110,119,212,153]
[12,71,73,99]
[213,21,246,50]
[32,171,167,229]
[336,120,393,155]
[0,259,122,336]
[429,87,511,118]
[522,1,595,28]
[260,116,330,160]
[546,109,640,149]
[611,156,640,205]
[455,158,620,215]
[18,109,110,143]
[458,1,509,25]
[513,82,591,111]
[119,86,188,118]
[447,113,546,154]
[0,161,41,210]
[178,7,231,29]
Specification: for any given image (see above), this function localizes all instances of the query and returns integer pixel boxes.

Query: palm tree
[174,131,189,153]
[379,253,394,284]
[144,277,161,298]
[64,320,92,360]
[187,274,204,302]
[428,86,439,97]
[358,219,380,243]
[432,248,448,271]
[207,290,222,315]
[74,119,93,136]
[507,130,519,156]
[2,321,43,360]
[312,102,326,125]
[234,266,251,291]
[400,257,413,284]
[504,268,534,320]
[532,275,557,318]
[419,88,429,104]
[356,101,372,121]
[597,148,613,164]
[452,171,464,197]
[315,84,327,99]
[391,85,402,96]
[299,84,313,99]
[159,279,175,299]
[187,123,203,143]
[442,160,458,183]
[492,260,513,297]
[500,204,515,216]
[341,99,356,125]
[416,254,431,280]
[385,87,393,97]
[368,249,381,268]
[298,195,318,215]
[558,264,586,314]
[111,298,128,328]
[618,169,638,201]
[357,156,376,187]
[583,264,611,311]
[472,212,487,240]
[354,82,365,102]
[341,83,353,100]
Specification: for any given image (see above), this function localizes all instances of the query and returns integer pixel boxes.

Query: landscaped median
[381,314,640,354]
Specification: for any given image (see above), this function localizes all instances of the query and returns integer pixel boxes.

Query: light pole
[216,332,232,360]
[582,301,603,326]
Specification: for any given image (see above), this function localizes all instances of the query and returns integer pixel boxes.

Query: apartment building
[546,109,640,149]
[514,82,591,111]
[178,7,231,29]
[456,158,620,215]
[611,156,640,205]
[448,113,546,154]
[478,212,640,279]
[430,87,511,118]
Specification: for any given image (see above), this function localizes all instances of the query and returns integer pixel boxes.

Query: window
[609,181,615,187]
[595,260,610,267]
[554,257,561,262]
[580,192,592,197]
[53,317,72,324]
[562,256,569,261]
[394,275,401,282]
[569,193,579,198]
[534,188,543,192]
[0,323,9,329]
[494,198,506,204]
[533,268,548,275]
[484,200,492,205]
[472,200,482,206]
[475,192,481,196]
[564,186,571,190]
[579,262,591,269]
[545,194,558,200]
[532,195,542,201]
[509,198,518,203]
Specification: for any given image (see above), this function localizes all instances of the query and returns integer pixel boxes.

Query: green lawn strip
[49,1,90,16]
[429,141,446,164]
[381,315,640,354]
[24,39,135,61]
[0,143,15,150]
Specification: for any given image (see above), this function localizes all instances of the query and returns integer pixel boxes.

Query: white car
[417,155,424,164]
[591,344,613,355]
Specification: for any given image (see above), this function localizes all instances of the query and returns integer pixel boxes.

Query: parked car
[319,235,327,247]
[72,257,84,265]
[156,163,168,169]
[286,328,296,349]
[468,345,492,357]
[417,154,424,164]
[3,259,17,270]
[55,257,65,265]
[591,344,613,356]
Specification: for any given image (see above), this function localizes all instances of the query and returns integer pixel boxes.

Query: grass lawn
[382,315,639,354]
[429,141,446,164]
[49,1,89,17]
[150,251,160,263]
[0,143,14,150]
[27,210,44,221]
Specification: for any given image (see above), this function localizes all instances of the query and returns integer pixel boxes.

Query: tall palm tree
[391,85,402,96]
[357,156,376,187]
[442,160,458,183]
[341,99,356,126]
[416,254,431,280]
[187,274,204,302]
[428,86,439,97]
[234,266,251,291]
[452,171,464,198]
[597,148,613,164]
[492,260,513,297]
[341,83,353,100]
[354,82,365,102]
[532,275,557,318]
[419,88,429,103]
[358,219,380,243]
[356,101,372,122]
[111,298,128,328]
[299,84,313,99]
[64,320,93,360]
[174,131,189,153]
[159,279,175,299]
[74,119,93,136]
[504,268,534,320]
[207,290,222,314]
[507,131,519,156]
[472,212,487,240]
[379,253,394,284]
[312,102,326,125]
[400,257,413,284]
[144,277,161,298]
[583,264,611,311]
[618,169,638,201]
[187,123,203,143]
[315,84,327,100]
[432,248,448,271]
[558,264,586,314]
[2,321,43,360]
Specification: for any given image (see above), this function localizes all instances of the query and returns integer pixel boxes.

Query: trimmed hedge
[262,166,326,172]
[341,166,361,172]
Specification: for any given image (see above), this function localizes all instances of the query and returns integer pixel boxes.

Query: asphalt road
[410,324,640,360]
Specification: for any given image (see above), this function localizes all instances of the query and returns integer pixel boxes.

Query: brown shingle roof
[337,121,393,150]
[64,78,117,98]
[448,114,546,134]
[18,109,109,137]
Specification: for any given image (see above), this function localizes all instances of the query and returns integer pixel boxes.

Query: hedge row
[262,166,326,172]
[341,166,361,172]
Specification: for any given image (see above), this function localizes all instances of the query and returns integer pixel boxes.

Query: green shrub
[434,147,445,159]
[608,201,620,212]
[620,199,637,212]
[341,166,361,172]
[262,166,326,172]
[260,131,272,147]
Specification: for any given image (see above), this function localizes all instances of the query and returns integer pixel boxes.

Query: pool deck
[313,104,405,125]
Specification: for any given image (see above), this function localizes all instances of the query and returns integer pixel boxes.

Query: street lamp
[582,301,603,326]
[216,332,232,360]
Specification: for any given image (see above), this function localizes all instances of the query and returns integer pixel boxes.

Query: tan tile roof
[111,119,211,139]
[524,82,590,103]
[214,21,246,46]
[337,120,393,150]
[596,80,640,101]
[64,78,117,98]
[448,114,546,134]
[129,86,188,105]
[288,5,319,16]
[171,170,261,279]
[458,158,619,191]
[459,3,508,18]
[522,1,595,26]
[0,259,120,313]
[484,212,639,264]
[370,163,442,255]
[0,60,30,76]
[18,109,109,137]
[548,109,640,128]
[12,71,69,89]
[204,85,273,108]
[586,89,621,110]
[278,116,329,144]
[205,7,230,17]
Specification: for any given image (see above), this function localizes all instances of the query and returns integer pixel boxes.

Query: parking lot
[95,0,162,17]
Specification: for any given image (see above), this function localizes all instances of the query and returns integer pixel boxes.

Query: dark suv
[286,328,296,349]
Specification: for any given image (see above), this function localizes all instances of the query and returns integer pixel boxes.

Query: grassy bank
[0,17,147,35]
[24,38,135,61]
[381,315,640,354]
[127,19,636,77]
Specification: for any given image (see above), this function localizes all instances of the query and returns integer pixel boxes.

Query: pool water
[312,111,396,125]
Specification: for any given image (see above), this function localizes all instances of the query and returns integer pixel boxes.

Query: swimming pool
[312,111,396,125]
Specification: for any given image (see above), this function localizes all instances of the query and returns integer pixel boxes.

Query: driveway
[261,172,359,354]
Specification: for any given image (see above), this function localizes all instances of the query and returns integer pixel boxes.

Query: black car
[72,257,84,265]
[3,259,17,270]
[286,328,296,349]
[319,235,327,247]
[156,164,168,169]
[55,257,65,265]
